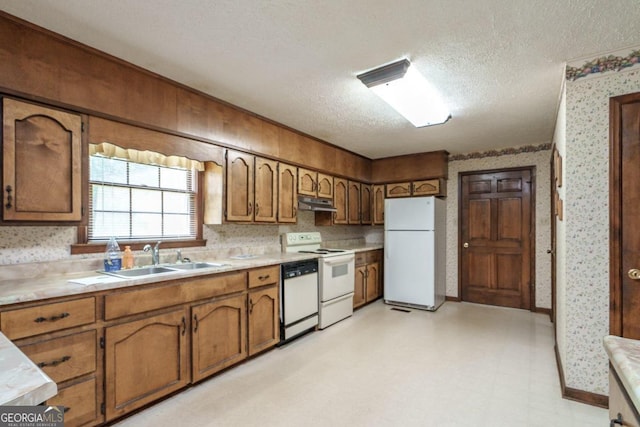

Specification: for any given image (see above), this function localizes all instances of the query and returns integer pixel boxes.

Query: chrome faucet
[143,241,162,265]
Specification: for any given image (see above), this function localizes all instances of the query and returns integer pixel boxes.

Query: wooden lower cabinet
[354,250,383,309]
[47,376,99,427]
[104,308,190,421]
[248,286,279,356]
[610,368,640,427]
[192,294,247,382]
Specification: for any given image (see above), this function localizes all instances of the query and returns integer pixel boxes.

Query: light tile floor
[114,301,609,427]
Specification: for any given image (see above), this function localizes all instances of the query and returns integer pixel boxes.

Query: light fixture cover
[357,59,450,128]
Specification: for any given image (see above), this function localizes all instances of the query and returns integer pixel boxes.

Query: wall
[445,145,552,310]
[558,57,640,395]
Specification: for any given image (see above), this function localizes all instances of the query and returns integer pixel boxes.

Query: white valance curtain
[89,142,205,171]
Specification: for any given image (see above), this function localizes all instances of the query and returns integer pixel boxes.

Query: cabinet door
[104,308,189,421]
[2,98,83,221]
[360,184,372,225]
[348,181,361,224]
[317,173,334,199]
[254,157,277,222]
[365,262,380,303]
[277,163,297,223]
[297,167,317,197]
[248,286,279,356]
[373,185,385,225]
[333,178,348,224]
[354,266,367,308]
[192,294,247,382]
[226,150,254,221]
[412,179,441,196]
[386,182,412,198]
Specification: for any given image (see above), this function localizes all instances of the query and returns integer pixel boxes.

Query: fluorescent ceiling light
[357,59,451,128]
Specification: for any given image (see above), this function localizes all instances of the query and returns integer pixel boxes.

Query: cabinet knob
[463,242,469,248]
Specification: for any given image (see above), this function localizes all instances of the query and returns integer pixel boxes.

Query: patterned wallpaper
[562,68,640,395]
[446,147,552,309]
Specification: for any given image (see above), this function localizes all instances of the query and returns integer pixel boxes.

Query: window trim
[72,169,206,255]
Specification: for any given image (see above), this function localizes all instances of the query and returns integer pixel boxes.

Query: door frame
[609,92,640,335]
[457,166,537,311]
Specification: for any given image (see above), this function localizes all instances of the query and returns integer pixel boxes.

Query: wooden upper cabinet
[373,184,385,225]
[333,178,348,224]
[412,179,442,197]
[2,98,83,222]
[297,168,317,197]
[226,150,254,222]
[386,182,412,198]
[348,181,361,224]
[360,184,372,225]
[317,173,333,199]
[386,179,445,198]
[278,163,297,223]
[297,168,333,199]
[254,157,277,222]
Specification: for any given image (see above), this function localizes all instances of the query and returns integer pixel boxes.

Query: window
[89,155,197,241]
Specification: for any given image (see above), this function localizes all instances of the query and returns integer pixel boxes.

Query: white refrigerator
[384,196,446,311]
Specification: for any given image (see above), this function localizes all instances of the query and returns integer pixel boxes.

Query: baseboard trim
[445,296,461,302]
[534,306,552,321]
[554,344,608,408]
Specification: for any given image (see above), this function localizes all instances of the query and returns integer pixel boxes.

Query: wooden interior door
[460,169,533,309]
[610,92,640,338]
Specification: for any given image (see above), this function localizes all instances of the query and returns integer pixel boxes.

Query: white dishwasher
[279,259,318,344]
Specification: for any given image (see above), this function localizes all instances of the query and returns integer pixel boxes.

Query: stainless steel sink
[103,266,177,278]
[166,262,229,270]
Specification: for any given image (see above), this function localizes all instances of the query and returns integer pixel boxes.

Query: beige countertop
[0,252,317,307]
[0,331,57,405]
[604,335,640,411]
[0,243,383,307]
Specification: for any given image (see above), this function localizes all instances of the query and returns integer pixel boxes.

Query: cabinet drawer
[366,250,382,264]
[355,253,367,266]
[248,266,279,288]
[1,298,96,340]
[19,330,97,384]
[48,376,98,427]
[104,272,246,320]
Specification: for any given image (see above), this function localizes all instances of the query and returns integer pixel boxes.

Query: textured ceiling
[1,0,640,158]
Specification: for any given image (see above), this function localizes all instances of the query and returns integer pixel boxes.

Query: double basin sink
[102,262,230,279]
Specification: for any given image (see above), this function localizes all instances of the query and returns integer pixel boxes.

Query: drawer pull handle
[181,316,186,336]
[5,185,12,209]
[38,355,71,368]
[611,413,623,426]
[193,314,199,333]
[249,298,254,314]
[34,312,70,323]
[63,407,70,413]
[258,275,270,281]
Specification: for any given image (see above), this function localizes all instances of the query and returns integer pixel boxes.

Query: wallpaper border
[449,143,551,161]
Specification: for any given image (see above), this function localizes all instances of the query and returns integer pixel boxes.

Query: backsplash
[0,211,381,267]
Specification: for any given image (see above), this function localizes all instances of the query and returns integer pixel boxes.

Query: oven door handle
[322,254,355,265]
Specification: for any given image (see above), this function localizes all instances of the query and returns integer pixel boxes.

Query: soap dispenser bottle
[104,236,122,272]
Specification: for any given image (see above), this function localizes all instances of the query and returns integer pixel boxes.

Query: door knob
[463,242,469,248]
[629,269,640,280]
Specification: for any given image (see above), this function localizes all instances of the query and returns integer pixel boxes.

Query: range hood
[297,196,337,212]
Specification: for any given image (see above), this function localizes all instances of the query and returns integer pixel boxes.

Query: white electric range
[282,232,355,329]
